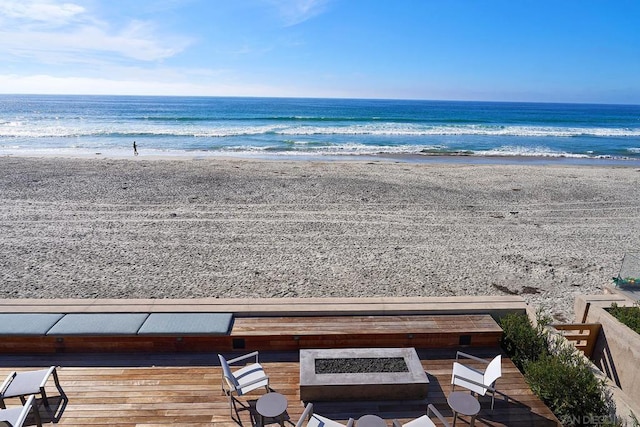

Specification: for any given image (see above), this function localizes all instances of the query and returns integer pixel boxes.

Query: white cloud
[266,0,329,26]
[0,72,351,98]
[0,0,86,27]
[0,0,191,63]
[0,26,190,62]
[0,74,197,96]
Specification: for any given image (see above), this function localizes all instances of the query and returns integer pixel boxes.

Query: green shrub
[525,344,609,426]
[500,312,615,426]
[499,312,548,371]
[608,303,640,334]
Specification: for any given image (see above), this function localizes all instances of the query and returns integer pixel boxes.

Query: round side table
[357,414,387,427]
[256,392,288,427]
[447,391,481,427]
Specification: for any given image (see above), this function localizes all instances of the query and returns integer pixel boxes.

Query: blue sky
[1,0,639,103]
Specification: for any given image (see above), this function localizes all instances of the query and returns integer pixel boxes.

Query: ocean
[1,94,640,163]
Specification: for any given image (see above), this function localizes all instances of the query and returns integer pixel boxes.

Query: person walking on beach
[133,140,138,156]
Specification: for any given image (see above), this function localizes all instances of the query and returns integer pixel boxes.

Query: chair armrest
[15,395,36,427]
[227,351,259,365]
[391,420,402,427]
[455,351,489,364]
[0,372,16,396]
[345,418,355,427]
[427,404,451,427]
[295,403,314,427]
[39,367,57,388]
[452,374,496,392]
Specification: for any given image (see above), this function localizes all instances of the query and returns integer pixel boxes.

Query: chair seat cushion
[402,415,436,427]
[0,313,64,335]
[452,362,486,396]
[308,414,347,427]
[235,363,268,395]
[0,405,25,426]
[137,313,233,335]
[46,313,149,335]
[2,368,52,397]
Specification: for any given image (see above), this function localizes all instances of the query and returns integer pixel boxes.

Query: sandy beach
[1,156,639,321]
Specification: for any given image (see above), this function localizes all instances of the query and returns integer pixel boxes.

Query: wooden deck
[0,298,552,425]
[0,349,559,427]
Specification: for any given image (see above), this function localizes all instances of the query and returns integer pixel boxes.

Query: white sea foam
[2,122,640,138]
[269,124,640,138]
[214,143,446,156]
[474,145,589,158]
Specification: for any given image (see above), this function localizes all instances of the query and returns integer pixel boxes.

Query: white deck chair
[451,351,502,410]
[218,352,269,416]
[0,367,66,413]
[0,395,41,427]
[295,403,354,427]
[392,404,450,427]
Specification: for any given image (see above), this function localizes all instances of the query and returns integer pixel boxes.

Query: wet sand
[1,156,639,321]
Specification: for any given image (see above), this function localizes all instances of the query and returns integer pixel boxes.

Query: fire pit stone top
[299,347,429,401]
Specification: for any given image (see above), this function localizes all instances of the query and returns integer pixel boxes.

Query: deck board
[0,296,528,317]
[229,314,503,351]
[231,315,502,335]
[0,350,559,427]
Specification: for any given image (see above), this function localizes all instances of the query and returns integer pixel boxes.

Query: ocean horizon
[1,94,640,164]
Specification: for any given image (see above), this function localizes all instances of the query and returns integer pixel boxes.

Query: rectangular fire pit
[299,347,429,401]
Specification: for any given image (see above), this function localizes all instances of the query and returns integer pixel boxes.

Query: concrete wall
[576,294,640,416]
[588,307,640,397]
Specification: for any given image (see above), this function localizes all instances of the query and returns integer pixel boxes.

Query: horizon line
[1,92,639,107]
